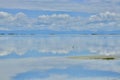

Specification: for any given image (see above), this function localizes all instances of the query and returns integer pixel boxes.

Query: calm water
[0,35,120,80]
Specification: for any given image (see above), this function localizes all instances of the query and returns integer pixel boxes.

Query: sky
[0,0,120,31]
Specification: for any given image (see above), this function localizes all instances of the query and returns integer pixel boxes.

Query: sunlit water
[0,35,120,80]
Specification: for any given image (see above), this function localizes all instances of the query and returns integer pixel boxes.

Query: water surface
[0,35,120,80]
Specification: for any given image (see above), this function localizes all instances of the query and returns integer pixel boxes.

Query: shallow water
[0,35,120,80]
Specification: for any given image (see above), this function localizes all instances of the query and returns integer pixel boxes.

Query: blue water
[0,35,120,80]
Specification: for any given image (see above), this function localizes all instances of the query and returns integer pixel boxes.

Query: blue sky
[0,8,92,18]
[0,0,120,31]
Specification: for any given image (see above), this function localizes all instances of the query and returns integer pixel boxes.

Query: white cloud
[35,14,84,30]
[0,12,13,25]
[0,11,85,31]
[0,12,11,18]
[86,11,120,31]
[0,11,120,31]
[89,11,120,27]
[89,11,120,22]
[0,11,32,30]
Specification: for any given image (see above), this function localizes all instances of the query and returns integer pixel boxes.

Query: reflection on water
[0,35,120,80]
[0,35,120,56]
[0,57,120,80]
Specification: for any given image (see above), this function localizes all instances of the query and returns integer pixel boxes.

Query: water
[0,35,120,80]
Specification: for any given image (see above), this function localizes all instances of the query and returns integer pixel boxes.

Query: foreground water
[0,35,120,80]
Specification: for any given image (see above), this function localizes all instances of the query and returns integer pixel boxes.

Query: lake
[0,35,120,80]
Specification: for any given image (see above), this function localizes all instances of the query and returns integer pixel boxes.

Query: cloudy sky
[0,1,120,80]
[0,0,120,31]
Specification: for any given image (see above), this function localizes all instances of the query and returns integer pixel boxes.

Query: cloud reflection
[0,57,120,80]
[0,36,120,56]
